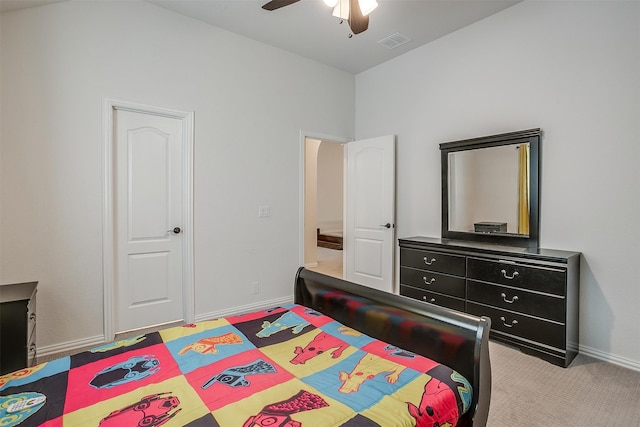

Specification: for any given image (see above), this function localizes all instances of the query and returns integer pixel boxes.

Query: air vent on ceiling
[377,32,412,49]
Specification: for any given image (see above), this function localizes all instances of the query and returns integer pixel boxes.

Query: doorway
[304,137,345,279]
[301,133,396,292]
[103,99,194,341]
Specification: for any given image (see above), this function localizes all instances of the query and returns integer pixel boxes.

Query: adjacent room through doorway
[304,137,344,279]
[302,133,396,291]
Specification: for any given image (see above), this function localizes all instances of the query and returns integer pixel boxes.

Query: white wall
[356,1,640,368]
[317,141,344,232]
[0,0,355,350]
[304,138,321,267]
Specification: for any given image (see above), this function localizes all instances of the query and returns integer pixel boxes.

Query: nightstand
[0,281,38,375]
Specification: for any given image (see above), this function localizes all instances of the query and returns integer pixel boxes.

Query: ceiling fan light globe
[332,1,349,19]
[358,0,378,16]
[323,0,339,7]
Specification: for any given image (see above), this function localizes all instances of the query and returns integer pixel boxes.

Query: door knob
[168,227,182,234]
[379,223,392,229]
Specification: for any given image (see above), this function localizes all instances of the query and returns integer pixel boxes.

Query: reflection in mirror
[440,128,540,248]
[448,143,530,236]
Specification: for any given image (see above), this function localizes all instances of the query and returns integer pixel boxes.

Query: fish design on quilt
[202,359,276,389]
[243,390,328,427]
[89,355,160,389]
[179,332,242,355]
[338,353,406,393]
[290,331,349,365]
[256,312,310,338]
[407,377,458,427]
[99,392,181,427]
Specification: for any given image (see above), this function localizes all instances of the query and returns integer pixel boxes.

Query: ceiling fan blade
[348,0,369,34]
[262,0,301,11]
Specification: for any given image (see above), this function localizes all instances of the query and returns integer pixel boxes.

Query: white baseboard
[579,344,640,372]
[37,335,105,359]
[36,296,294,360]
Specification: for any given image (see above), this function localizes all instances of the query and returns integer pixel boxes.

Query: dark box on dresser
[474,222,507,233]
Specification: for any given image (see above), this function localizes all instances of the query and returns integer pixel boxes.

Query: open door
[345,135,396,292]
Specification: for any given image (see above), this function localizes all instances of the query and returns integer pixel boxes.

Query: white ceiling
[1,0,523,74]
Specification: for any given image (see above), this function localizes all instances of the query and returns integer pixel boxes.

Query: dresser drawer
[467,302,565,349]
[400,267,465,298]
[399,237,580,367]
[467,280,565,323]
[400,248,466,276]
[400,285,466,312]
[467,257,566,296]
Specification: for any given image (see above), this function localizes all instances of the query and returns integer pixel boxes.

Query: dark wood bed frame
[294,267,491,427]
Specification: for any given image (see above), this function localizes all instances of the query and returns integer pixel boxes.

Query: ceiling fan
[261,0,378,36]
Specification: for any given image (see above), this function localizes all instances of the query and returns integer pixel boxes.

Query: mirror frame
[440,128,541,248]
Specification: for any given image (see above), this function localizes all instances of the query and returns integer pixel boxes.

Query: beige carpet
[487,342,640,426]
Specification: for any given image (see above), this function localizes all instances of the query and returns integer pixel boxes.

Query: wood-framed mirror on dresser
[441,128,541,248]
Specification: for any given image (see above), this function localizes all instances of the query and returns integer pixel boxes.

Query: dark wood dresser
[399,237,580,367]
[0,281,38,374]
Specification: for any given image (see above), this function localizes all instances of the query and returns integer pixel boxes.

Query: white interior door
[114,109,185,333]
[345,135,396,292]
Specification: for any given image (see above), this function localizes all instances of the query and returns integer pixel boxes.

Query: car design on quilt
[202,359,276,389]
[99,392,181,427]
[243,390,328,427]
[0,365,46,388]
[0,392,47,426]
[89,355,160,389]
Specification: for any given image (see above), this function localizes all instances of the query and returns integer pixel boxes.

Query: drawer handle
[501,269,520,280]
[423,277,436,285]
[422,296,436,303]
[29,313,36,321]
[499,316,519,328]
[423,257,436,266]
[501,292,519,304]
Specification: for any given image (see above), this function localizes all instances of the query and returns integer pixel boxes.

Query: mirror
[440,129,541,247]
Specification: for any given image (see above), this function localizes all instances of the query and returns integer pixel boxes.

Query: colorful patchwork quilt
[0,304,472,427]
